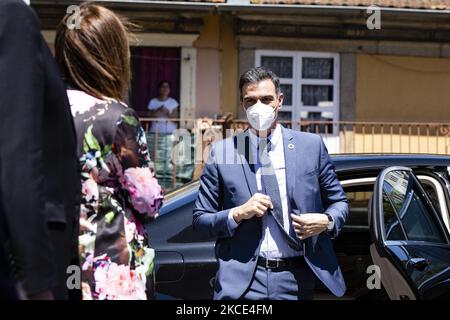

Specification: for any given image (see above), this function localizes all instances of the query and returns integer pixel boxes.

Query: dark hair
[239,66,281,100]
[158,80,171,90]
[55,3,132,101]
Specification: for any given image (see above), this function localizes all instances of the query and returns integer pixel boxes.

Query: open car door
[369,166,450,300]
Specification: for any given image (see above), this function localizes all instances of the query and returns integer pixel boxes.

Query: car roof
[331,154,450,172]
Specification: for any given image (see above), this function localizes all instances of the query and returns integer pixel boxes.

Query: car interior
[315,179,387,300]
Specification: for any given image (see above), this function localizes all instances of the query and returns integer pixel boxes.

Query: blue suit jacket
[193,126,349,300]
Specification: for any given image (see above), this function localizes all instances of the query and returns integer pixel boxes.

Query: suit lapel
[281,126,296,201]
[282,127,320,252]
[281,126,305,250]
[235,131,258,196]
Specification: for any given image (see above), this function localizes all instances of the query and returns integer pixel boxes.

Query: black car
[146,154,450,300]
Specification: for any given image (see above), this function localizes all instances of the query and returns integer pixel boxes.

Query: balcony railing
[139,117,450,191]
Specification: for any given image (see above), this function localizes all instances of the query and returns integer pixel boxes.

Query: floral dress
[67,89,163,300]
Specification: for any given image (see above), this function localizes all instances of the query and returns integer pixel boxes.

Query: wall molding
[41,30,199,47]
[237,35,450,58]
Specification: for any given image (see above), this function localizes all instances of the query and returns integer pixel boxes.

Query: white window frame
[255,50,340,132]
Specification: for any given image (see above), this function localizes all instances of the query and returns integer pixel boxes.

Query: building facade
[33,0,450,154]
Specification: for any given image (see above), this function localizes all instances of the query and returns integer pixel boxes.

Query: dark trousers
[241,258,315,300]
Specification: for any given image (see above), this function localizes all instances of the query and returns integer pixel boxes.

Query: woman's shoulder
[67,89,141,138]
[147,97,161,109]
[166,97,179,109]
[67,89,130,118]
[67,89,106,117]
[168,97,179,105]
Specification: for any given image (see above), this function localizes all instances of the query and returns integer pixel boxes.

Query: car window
[398,189,444,242]
[419,175,450,233]
[382,185,407,241]
[382,170,446,243]
[421,181,441,214]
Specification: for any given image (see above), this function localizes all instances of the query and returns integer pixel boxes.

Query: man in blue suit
[193,67,348,300]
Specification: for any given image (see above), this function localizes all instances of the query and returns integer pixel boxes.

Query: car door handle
[408,258,430,271]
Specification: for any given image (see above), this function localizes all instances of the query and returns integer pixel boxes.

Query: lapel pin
[288,143,295,149]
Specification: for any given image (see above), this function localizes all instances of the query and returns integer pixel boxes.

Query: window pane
[382,171,445,243]
[300,111,333,120]
[302,57,334,79]
[277,111,292,122]
[300,111,334,134]
[260,56,293,78]
[301,85,333,106]
[421,182,441,215]
[401,190,445,243]
[382,186,407,241]
[383,171,408,214]
[280,84,292,105]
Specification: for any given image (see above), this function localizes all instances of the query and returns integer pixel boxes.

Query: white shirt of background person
[147,97,179,134]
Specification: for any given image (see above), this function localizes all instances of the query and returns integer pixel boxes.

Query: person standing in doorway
[147,80,179,134]
[147,81,184,190]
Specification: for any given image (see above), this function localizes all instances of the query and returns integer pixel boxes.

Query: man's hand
[291,213,329,240]
[233,193,273,224]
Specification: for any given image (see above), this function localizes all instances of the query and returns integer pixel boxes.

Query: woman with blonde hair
[55,3,163,300]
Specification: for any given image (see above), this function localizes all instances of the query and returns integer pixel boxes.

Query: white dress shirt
[147,97,179,133]
[227,124,302,259]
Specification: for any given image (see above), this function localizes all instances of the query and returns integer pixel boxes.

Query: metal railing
[139,117,450,191]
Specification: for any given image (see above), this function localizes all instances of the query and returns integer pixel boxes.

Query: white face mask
[246,101,276,131]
